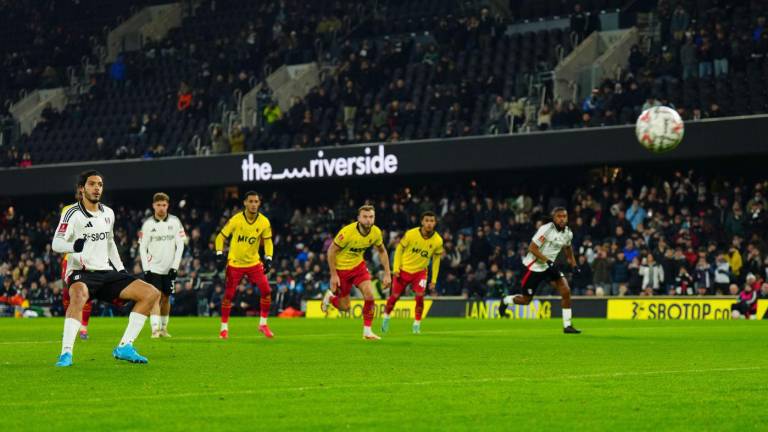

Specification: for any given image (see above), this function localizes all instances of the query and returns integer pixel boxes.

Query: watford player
[322,205,392,340]
[60,193,93,340]
[215,191,274,339]
[382,211,443,334]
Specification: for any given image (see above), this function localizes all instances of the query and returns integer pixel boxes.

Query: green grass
[1,317,766,431]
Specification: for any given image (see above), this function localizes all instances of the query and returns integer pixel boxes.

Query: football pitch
[1,318,766,431]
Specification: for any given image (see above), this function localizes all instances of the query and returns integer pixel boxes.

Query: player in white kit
[139,192,186,338]
[53,170,161,367]
[498,207,581,333]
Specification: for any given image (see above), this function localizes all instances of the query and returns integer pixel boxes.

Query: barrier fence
[305,298,768,320]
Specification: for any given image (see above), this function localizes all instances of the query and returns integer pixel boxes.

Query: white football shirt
[52,202,125,278]
[522,222,573,272]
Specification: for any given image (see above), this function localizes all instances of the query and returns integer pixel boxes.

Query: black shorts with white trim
[68,270,136,303]
[520,266,564,296]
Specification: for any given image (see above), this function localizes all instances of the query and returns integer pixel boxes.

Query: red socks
[385,295,398,315]
[363,300,374,327]
[221,298,232,324]
[415,296,424,321]
[260,297,271,318]
[330,295,340,309]
[81,300,92,326]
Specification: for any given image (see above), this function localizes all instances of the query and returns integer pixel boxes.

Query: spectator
[110,55,126,83]
[229,124,245,153]
[177,81,193,111]
[712,31,730,77]
[570,3,588,44]
[680,36,698,80]
[640,254,664,295]
[731,282,758,319]
[694,257,714,295]
[210,124,229,154]
[572,255,593,295]
[670,5,690,41]
[610,252,630,295]
[698,37,713,79]
[674,266,694,295]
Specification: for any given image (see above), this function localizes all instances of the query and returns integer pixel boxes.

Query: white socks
[119,312,147,347]
[221,322,229,331]
[363,326,373,336]
[502,295,521,305]
[383,313,390,319]
[150,314,161,331]
[259,316,267,326]
[61,317,81,355]
[563,308,572,328]
[160,315,169,330]
[414,320,421,325]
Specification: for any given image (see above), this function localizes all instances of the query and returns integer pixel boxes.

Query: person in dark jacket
[610,251,630,295]
[572,255,593,295]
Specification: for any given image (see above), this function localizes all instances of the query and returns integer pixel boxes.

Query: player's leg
[357,280,379,340]
[159,292,171,336]
[499,271,536,317]
[322,271,345,312]
[412,273,428,334]
[249,264,274,338]
[382,273,406,333]
[146,273,163,337]
[80,300,92,339]
[150,299,162,338]
[330,270,354,312]
[220,266,242,338]
[56,281,88,367]
[553,276,580,334]
[112,278,161,363]
[157,274,173,337]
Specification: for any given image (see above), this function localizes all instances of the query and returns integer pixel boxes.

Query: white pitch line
[0,366,762,408]
[0,324,758,345]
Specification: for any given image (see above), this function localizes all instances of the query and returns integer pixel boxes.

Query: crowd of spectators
[8,1,768,167]
[1,168,767,317]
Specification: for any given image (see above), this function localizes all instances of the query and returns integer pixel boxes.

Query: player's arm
[138,219,151,271]
[261,223,274,272]
[107,216,126,272]
[528,242,551,265]
[214,218,234,270]
[392,238,406,277]
[52,212,81,254]
[374,243,392,288]
[327,241,341,291]
[429,252,442,294]
[563,245,577,268]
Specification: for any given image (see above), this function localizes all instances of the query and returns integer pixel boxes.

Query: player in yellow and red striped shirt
[382,211,443,334]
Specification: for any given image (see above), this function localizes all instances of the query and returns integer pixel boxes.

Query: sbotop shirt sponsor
[53,203,124,278]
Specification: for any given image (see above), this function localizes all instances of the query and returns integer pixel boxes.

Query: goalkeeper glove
[216,252,227,272]
[73,238,86,252]
[168,269,178,281]
[263,257,273,273]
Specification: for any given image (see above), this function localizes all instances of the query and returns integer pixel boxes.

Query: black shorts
[68,270,136,303]
[145,272,175,295]
[520,266,564,296]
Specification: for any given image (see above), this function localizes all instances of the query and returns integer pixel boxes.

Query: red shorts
[393,270,428,296]
[336,261,371,297]
[225,263,270,298]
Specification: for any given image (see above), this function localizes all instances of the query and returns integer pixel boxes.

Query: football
[635,106,685,153]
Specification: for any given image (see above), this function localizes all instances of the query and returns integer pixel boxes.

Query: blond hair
[357,205,375,215]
